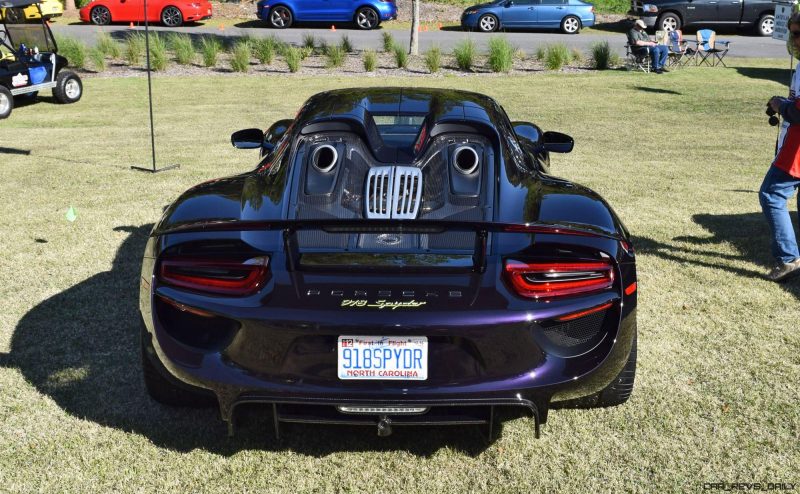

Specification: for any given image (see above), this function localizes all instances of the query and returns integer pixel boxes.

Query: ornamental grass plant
[487,36,514,73]
[56,36,87,69]
[230,41,251,73]
[424,46,441,73]
[169,33,195,66]
[544,43,570,70]
[453,39,476,71]
[363,49,377,72]
[199,36,221,67]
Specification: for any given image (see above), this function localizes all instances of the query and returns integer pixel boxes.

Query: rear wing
[154,219,622,273]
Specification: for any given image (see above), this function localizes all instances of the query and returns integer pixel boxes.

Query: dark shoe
[654,69,663,74]
[766,259,800,282]
[661,67,669,73]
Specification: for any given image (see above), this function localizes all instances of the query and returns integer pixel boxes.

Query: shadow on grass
[5,224,500,456]
[633,86,682,95]
[735,67,791,85]
[634,212,800,298]
[0,146,31,155]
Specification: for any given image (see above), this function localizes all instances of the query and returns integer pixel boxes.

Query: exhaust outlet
[452,145,479,175]
[312,144,338,172]
[376,416,393,437]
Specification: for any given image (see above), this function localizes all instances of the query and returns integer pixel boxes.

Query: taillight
[504,259,614,299]
[158,256,269,296]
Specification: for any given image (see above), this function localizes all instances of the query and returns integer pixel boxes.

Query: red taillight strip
[556,301,613,322]
[504,260,615,299]
[625,282,637,295]
[158,256,269,296]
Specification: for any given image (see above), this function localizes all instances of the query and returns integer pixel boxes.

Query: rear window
[373,115,426,148]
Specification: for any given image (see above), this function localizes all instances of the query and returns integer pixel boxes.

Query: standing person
[627,19,668,73]
[760,12,800,282]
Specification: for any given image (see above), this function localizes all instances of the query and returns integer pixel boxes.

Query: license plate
[337,336,428,380]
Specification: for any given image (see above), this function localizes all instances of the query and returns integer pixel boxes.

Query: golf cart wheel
[560,15,581,34]
[161,6,183,27]
[478,14,498,32]
[0,86,13,119]
[90,5,111,25]
[53,71,83,104]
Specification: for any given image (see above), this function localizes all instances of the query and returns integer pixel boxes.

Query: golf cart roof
[0,0,41,8]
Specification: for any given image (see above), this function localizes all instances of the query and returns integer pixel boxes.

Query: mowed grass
[0,61,798,492]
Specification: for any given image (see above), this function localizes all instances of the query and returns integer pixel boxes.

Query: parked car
[1,0,82,119]
[461,0,595,34]
[0,0,62,21]
[629,0,775,36]
[256,0,397,29]
[79,0,212,27]
[139,87,638,439]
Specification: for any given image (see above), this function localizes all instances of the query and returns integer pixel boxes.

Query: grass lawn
[0,60,798,492]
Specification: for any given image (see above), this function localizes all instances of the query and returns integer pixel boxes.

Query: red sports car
[79,0,212,27]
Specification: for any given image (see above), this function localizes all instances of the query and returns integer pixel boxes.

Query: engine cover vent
[364,166,423,219]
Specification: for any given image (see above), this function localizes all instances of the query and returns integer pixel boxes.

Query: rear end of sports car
[140,89,636,439]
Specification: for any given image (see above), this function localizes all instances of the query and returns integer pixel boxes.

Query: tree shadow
[734,67,791,86]
[634,212,800,299]
[3,224,501,455]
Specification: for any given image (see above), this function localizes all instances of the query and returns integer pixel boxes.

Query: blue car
[256,0,397,29]
[461,0,595,34]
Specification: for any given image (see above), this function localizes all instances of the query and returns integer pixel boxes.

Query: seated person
[627,19,668,73]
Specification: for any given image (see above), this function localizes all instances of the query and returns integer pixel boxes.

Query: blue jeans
[647,45,668,70]
[759,166,800,263]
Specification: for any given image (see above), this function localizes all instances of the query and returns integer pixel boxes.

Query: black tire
[89,5,111,25]
[756,14,774,37]
[161,6,183,27]
[657,12,681,32]
[553,332,637,408]
[477,13,499,32]
[560,15,581,34]
[268,5,293,29]
[0,86,13,120]
[52,70,82,104]
[141,323,216,407]
[354,6,380,30]
[596,333,637,406]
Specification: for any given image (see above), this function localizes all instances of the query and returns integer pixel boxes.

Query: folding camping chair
[625,43,650,72]
[689,29,730,67]
[666,29,690,68]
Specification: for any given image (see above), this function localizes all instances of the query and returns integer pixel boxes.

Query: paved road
[49,23,789,58]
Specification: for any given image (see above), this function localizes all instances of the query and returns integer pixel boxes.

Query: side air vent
[365,166,423,219]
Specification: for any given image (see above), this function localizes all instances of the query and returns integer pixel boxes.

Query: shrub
[487,36,514,73]
[424,46,441,73]
[253,37,275,64]
[363,49,377,72]
[544,43,570,70]
[170,33,195,65]
[57,36,86,69]
[453,39,476,71]
[339,34,353,53]
[148,33,168,71]
[590,40,617,69]
[382,31,395,52]
[230,41,251,72]
[95,32,120,58]
[302,33,316,50]
[326,45,345,68]
[316,39,329,56]
[514,48,526,61]
[392,44,408,69]
[88,47,105,72]
[285,46,302,72]
[124,33,145,66]
[299,46,313,60]
[534,45,546,61]
[200,36,221,67]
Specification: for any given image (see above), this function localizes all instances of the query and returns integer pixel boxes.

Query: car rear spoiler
[154,219,622,273]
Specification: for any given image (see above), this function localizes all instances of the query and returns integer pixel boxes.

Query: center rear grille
[365,166,423,219]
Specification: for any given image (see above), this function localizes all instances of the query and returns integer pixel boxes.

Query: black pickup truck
[629,0,776,35]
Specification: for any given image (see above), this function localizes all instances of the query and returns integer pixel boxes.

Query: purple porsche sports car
[139,88,637,439]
